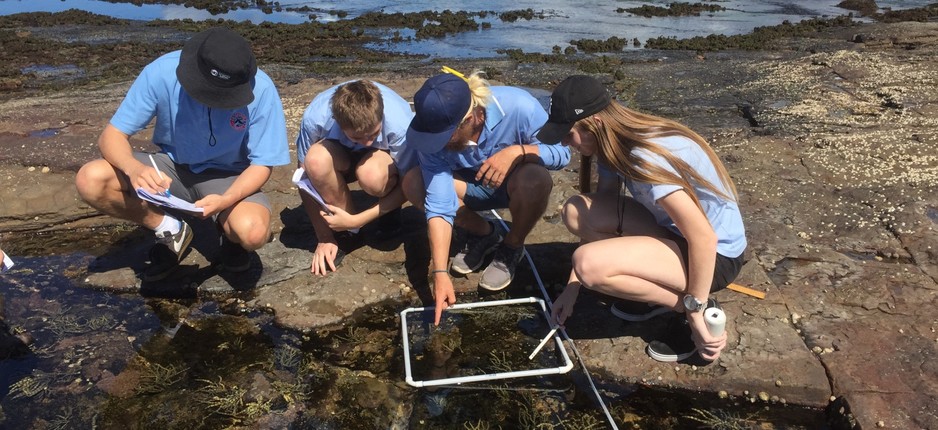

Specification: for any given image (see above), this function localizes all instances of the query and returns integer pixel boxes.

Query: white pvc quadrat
[400,297,574,388]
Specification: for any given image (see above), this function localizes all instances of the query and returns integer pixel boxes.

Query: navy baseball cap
[406,74,472,154]
[537,75,612,144]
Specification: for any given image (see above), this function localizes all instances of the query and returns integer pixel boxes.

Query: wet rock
[1,18,937,430]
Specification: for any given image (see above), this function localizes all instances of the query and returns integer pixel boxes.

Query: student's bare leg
[502,163,553,248]
[216,201,271,251]
[401,167,426,210]
[562,192,669,243]
[355,150,397,197]
[75,159,164,229]
[303,139,353,211]
[565,192,686,308]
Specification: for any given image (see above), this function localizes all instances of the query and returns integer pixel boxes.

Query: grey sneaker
[451,222,502,274]
[479,243,524,291]
[144,220,193,282]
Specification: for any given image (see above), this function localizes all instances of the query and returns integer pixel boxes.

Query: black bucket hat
[536,75,612,144]
[176,27,257,109]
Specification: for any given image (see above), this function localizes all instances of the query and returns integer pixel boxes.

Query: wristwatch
[683,294,705,313]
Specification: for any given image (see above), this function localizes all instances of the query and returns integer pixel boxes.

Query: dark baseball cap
[536,75,612,144]
[176,27,257,109]
[406,74,472,154]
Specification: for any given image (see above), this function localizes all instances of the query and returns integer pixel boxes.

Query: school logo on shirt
[229,112,248,131]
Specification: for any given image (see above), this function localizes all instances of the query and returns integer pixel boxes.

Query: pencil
[148,154,171,197]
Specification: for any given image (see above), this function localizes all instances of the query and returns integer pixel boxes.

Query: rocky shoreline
[1,15,938,429]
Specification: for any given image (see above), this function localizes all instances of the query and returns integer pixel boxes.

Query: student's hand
[432,273,457,326]
[688,313,727,361]
[128,163,172,195]
[550,282,581,327]
[321,205,362,232]
[194,194,233,218]
[311,240,340,276]
[475,145,522,188]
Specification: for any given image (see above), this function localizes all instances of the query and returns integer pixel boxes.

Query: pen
[148,154,171,197]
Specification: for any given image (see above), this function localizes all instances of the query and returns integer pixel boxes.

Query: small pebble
[718,390,728,399]
[876,421,885,428]
[758,392,769,402]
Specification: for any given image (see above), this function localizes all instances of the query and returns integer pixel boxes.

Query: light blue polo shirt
[295,81,416,172]
[109,51,290,174]
[598,135,746,258]
[418,86,571,224]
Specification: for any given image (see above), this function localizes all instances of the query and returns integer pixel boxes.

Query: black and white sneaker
[646,298,721,362]
[610,300,672,322]
[646,313,697,362]
[144,220,193,282]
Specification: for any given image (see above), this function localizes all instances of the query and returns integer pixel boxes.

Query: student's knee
[225,211,270,251]
[509,164,552,198]
[356,165,390,196]
[572,246,602,288]
[75,160,116,201]
[303,145,334,180]
[233,221,270,251]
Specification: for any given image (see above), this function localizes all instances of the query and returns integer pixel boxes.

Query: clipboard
[292,168,334,216]
[136,188,204,213]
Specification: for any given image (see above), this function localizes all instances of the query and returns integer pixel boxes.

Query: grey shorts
[133,152,271,212]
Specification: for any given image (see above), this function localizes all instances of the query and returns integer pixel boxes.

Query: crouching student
[75,28,290,281]
[295,80,415,276]
[543,76,746,362]
[403,72,570,325]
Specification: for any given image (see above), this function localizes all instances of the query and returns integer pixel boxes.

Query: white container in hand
[705,308,726,336]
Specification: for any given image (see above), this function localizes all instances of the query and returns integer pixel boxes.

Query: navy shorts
[454,168,511,211]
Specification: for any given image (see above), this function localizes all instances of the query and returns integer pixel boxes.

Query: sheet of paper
[1,252,13,273]
[292,168,359,233]
[136,188,204,213]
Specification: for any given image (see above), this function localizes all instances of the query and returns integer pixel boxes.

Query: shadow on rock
[277,205,367,256]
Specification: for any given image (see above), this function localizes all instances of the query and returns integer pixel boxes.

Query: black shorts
[671,233,744,293]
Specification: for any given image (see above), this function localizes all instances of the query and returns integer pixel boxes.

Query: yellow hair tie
[440,66,469,82]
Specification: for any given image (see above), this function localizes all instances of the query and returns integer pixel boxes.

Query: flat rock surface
[1,21,937,429]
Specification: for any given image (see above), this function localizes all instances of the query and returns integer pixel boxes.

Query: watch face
[684,294,702,311]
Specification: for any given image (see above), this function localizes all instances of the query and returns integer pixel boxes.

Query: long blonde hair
[577,102,738,209]
[463,70,492,119]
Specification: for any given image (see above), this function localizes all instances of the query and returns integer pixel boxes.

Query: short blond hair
[331,80,383,133]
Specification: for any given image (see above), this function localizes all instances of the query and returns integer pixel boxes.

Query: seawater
[0,0,934,58]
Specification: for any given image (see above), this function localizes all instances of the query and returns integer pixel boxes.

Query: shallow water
[0,232,832,429]
[0,0,934,58]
